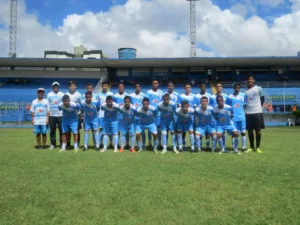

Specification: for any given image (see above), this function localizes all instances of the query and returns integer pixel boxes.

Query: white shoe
[74,148,79,152]
[235,151,241,155]
[173,149,179,154]
[114,149,118,153]
[100,148,107,153]
[218,150,225,154]
[49,145,55,150]
[60,149,66,152]
[162,149,167,154]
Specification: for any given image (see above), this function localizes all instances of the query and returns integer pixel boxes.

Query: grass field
[1,127,300,225]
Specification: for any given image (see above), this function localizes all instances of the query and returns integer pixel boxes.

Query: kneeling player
[158,93,177,153]
[213,96,240,154]
[176,100,195,152]
[136,98,159,153]
[194,96,217,152]
[100,96,119,152]
[119,96,137,152]
[80,91,100,151]
[59,95,81,152]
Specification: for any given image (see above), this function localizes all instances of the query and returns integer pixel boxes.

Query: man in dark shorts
[244,75,265,153]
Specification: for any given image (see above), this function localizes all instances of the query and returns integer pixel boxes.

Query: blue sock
[177,133,183,149]
[190,133,195,150]
[121,135,126,148]
[113,134,118,148]
[242,136,246,149]
[94,132,100,148]
[162,131,167,149]
[103,135,108,149]
[154,138,158,150]
[206,138,210,148]
[196,135,201,150]
[171,134,176,149]
[138,140,142,150]
[84,131,89,147]
[222,133,226,147]
[218,137,224,151]
[234,137,239,151]
[130,135,135,149]
[212,135,217,151]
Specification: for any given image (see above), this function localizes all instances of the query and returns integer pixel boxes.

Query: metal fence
[0,102,31,125]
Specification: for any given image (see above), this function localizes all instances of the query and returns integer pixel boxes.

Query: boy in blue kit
[100,96,119,153]
[194,96,217,152]
[157,93,178,153]
[136,98,159,153]
[80,91,100,151]
[30,88,50,149]
[228,84,247,151]
[59,95,81,152]
[119,96,137,153]
[176,100,195,152]
[164,81,180,105]
[213,96,240,154]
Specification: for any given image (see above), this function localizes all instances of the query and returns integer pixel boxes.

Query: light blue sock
[130,135,135,149]
[154,138,158,150]
[162,131,167,149]
[190,133,195,150]
[196,135,201,150]
[231,138,235,151]
[222,133,226,148]
[177,133,183,149]
[84,131,89,147]
[242,136,246,149]
[171,134,176,149]
[103,135,108,149]
[234,137,239,151]
[121,135,126,148]
[113,134,118,148]
[218,137,224,151]
[206,138,210,148]
[74,142,78,149]
[212,135,217,151]
[94,132,100,148]
[138,140,142,150]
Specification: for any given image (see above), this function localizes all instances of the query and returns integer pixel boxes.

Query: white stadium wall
[83,53,101,59]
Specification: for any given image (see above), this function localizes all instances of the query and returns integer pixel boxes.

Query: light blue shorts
[120,122,135,136]
[34,125,48,135]
[234,120,246,133]
[176,121,194,132]
[196,125,216,136]
[62,121,78,134]
[136,123,157,134]
[84,120,99,131]
[217,125,237,135]
[160,120,175,132]
[103,120,118,135]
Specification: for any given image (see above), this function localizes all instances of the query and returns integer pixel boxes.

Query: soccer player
[119,96,137,152]
[47,82,64,149]
[86,83,99,101]
[100,96,119,152]
[195,83,212,150]
[136,97,159,153]
[59,95,81,152]
[80,91,100,151]
[30,88,50,149]
[194,96,217,152]
[146,79,163,149]
[158,93,177,153]
[165,81,180,105]
[213,96,240,154]
[130,82,147,148]
[176,100,195,152]
[97,81,114,145]
[65,80,83,147]
[228,84,247,151]
[244,75,265,153]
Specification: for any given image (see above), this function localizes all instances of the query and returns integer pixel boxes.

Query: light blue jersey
[195,92,212,106]
[59,102,80,122]
[97,91,114,118]
[136,106,157,125]
[164,91,180,105]
[179,93,197,108]
[194,106,214,126]
[47,91,64,117]
[213,104,234,126]
[146,89,163,108]
[101,102,119,123]
[113,92,129,120]
[176,107,195,125]
[80,99,100,122]
[130,92,147,109]
[228,93,246,122]
[119,104,136,125]
[157,101,176,122]
[209,93,229,108]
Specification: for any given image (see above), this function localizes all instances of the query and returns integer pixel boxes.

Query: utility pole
[187,0,199,57]
[9,0,18,58]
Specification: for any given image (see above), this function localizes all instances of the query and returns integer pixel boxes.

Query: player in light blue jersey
[113,83,129,147]
[179,82,197,149]
[165,81,180,105]
[30,88,50,149]
[195,83,212,150]
[86,83,99,102]
[130,82,147,148]
[146,79,163,149]
[59,95,81,152]
[136,98,159,153]
[176,100,195,152]
[158,93,177,153]
[213,96,240,154]
[119,96,137,153]
[97,81,114,146]
[194,96,217,152]
[100,96,119,152]
[80,92,100,151]
[228,83,247,151]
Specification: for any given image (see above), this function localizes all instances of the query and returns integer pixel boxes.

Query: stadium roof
[0,57,300,68]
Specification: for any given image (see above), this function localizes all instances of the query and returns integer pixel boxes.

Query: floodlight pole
[187,0,199,57]
[9,0,18,58]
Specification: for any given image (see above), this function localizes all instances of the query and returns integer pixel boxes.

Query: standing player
[59,95,81,152]
[86,83,99,100]
[119,96,137,152]
[228,84,247,151]
[47,82,64,149]
[195,83,212,150]
[80,91,100,151]
[100,96,119,152]
[244,75,265,153]
[30,88,50,149]
[146,79,163,149]
[194,96,217,152]
[97,81,114,146]
[165,81,180,105]
[65,80,83,147]
[130,82,147,148]
[136,98,159,153]
[158,93,177,153]
[176,100,195,152]
[213,96,240,154]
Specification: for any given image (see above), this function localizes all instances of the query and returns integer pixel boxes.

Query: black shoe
[35,145,41,150]
[125,145,130,150]
[42,145,47,149]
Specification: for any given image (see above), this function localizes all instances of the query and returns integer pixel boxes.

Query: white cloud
[0,0,300,58]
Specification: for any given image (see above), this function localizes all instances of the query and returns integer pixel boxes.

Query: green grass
[1,127,300,225]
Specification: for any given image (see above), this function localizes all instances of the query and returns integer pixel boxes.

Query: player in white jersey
[47,82,64,149]
[165,81,180,105]
[65,80,83,148]
[244,75,265,153]
[30,88,50,149]
[146,79,164,150]
[195,83,212,150]
[97,81,114,146]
